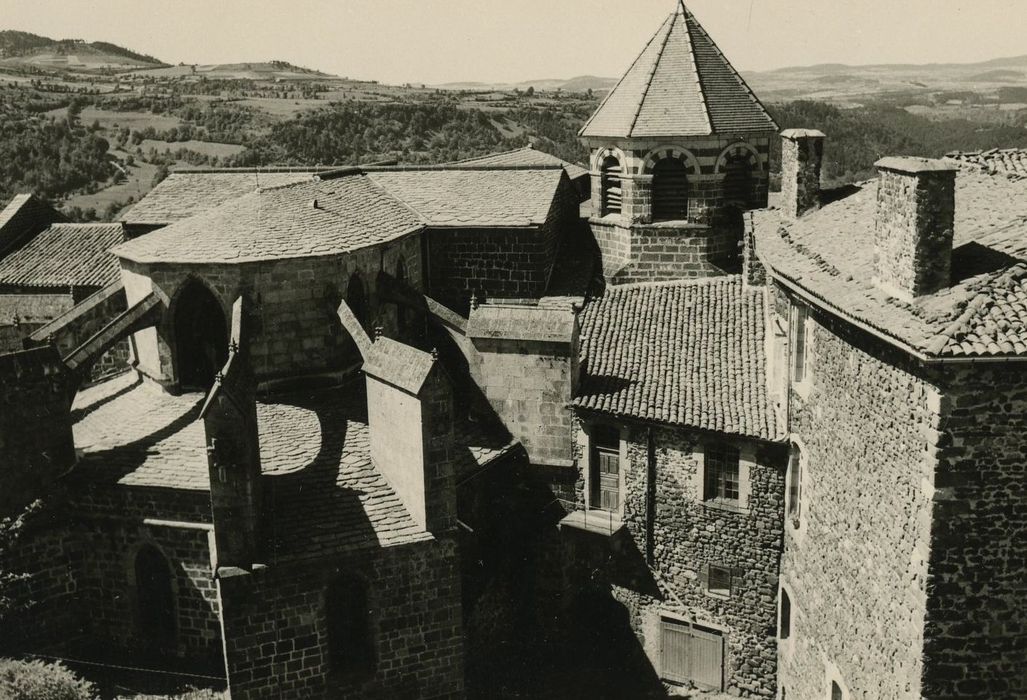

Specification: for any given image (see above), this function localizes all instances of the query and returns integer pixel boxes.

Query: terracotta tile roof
[947,148,1027,179]
[0,223,124,288]
[752,165,1027,358]
[113,176,423,264]
[451,146,589,180]
[120,170,318,226]
[574,277,779,440]
[368,168,564,227]
[579,7,777,138]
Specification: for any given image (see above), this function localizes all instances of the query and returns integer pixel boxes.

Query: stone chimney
[201,297,263,570]
[873,157,957,301]
[363,337,457,535]
[780,129,826,219]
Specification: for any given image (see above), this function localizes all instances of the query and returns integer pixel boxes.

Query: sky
[3,0,1027,85]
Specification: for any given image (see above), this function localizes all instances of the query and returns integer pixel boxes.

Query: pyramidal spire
[579,4,777,138]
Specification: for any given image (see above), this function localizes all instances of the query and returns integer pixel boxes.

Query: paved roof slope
[120,170,318,226]
[0,223,124,288]
[579,7,776,138]
[947,148,1027,179]
[368,168,564,227]
[753,165,1027,358]
[113,175,423,264]
[575,277,778,440]
[0,194,66,254]
[451,146,589,180]
[363,337,436,395]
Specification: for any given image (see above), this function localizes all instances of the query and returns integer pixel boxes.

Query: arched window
[651,157,689,221]
[787,444,802,527]
[779,588,791,640]
[600,155,623,216]
[173,279,228,390]
[346,272,368,330]
[135,545,176,645]
[326,575,374,675]
[722,151,755,208]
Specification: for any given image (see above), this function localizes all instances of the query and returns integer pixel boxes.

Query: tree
[525,86,535,97]
[0,501,40,621]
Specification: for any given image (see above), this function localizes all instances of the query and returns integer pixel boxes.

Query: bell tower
[580,3,778,284]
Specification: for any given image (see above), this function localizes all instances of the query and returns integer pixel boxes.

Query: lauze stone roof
[0,223,125,288]
[574,277,779,441]
[451,146,589,180]
[579,6,777,138]
[753,163,1027,358]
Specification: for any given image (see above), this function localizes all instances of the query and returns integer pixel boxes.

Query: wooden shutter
[660,619,690,684]
[689,624,724,690]
[601,159,623,216]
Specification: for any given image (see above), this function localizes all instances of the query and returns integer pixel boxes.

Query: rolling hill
[0,30,164,72]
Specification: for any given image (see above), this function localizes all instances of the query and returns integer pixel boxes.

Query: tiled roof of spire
[579,6,777,138]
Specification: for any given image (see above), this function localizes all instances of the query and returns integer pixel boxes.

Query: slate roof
[120,169,318,226]
[113,176,423,264]
[947,148,1027,179]
[0,223,125,288]
[72,377,519,560]
[579,6,777,138]
[451,146,589,180]
[574,277,779,440]
[752,164,1027,358]
[368,168,564,228]
[363,337,437,395]
[467,303,577,343]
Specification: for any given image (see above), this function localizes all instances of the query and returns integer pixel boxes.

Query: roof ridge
[627,12,678,138]
[577,12,674,138]
[683,5,778,132]
[362,172,432,224]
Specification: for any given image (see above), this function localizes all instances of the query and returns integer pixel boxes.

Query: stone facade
[779,129,825,219]
[562,418,786,697]
[122,234,422,388]
[218,537,464,700]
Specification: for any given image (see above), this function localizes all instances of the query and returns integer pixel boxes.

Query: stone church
[1,4,1024,700]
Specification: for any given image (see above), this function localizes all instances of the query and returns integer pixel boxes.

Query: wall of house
[218,537,464,700]
[564,418,784,697]
[121,234,422,386]
[426,174,578,313]
[923,364,1027,700]
[776,289,936,700]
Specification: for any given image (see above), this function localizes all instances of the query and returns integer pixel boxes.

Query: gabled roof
[579,6,777,138]
[451,146,589,180]
[0,222,125,288]
[368,167,565,228]
[113,176,423,264]
[947,148,1027,179]
[0,194,65,255]
[574,277,779,441]
[752,161,1027,359]
[363,337,437,396]
[119,169,320,226]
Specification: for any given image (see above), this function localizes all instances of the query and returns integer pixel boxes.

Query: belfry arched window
[722,151,756,208]
[135,545,176,646]
[651,157,690,221]
[600,155,623,216]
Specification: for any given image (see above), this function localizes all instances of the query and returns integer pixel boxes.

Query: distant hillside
[436,75,617,93]
[0,29,164,72]
[129,60,334,80]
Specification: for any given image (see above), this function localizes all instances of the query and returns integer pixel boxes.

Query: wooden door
[660,619,724,690]
[592,446,620,511]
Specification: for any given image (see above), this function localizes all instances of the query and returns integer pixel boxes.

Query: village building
[0,4,1024,700]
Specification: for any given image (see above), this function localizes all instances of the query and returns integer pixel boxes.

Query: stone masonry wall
[121,234,422,386]
[428,175,578,313]
[779,131,824,219]
[923,364,1027,699]
[591,220,740,285]
[566,419,784,697]
[778,289,936,700]
[219,536,464,700]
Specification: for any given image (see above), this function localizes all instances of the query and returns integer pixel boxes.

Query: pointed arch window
[347,272,369,331]
[600,155,623,216]
[173,279,228,390]
[652,157,690,221]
